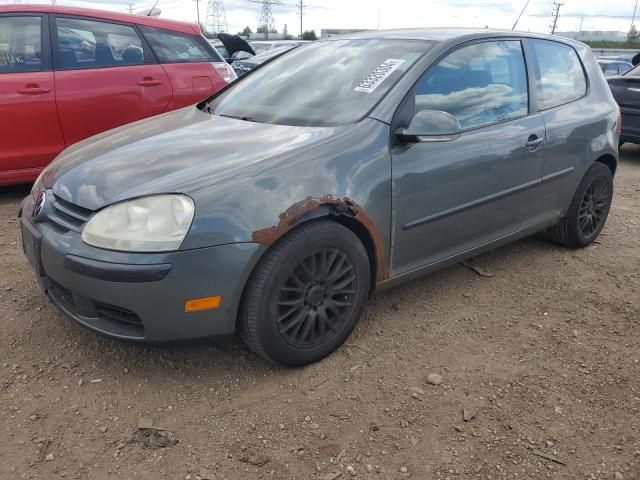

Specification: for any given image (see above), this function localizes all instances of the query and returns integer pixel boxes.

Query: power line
[550,1,563,34]
[248,0,283,40]
[206,0,228,33]
[512,0,530,30]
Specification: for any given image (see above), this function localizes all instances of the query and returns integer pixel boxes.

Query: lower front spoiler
[21,216,265,342]
[37,240,264,342]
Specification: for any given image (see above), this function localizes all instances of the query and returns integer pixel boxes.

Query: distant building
[321,29,375,38]
[248,32,286,40]
[555,31,627,42]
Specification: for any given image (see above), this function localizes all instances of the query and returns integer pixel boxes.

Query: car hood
[42,107,339,211]
[216,33,255,57]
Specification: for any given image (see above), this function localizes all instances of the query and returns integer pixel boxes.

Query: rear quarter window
[531,39,587,110]
[139,26,222,63]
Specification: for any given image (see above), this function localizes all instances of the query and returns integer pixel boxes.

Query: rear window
[140,26,222,63]
[531,39,587,110]
[0,16,42,73]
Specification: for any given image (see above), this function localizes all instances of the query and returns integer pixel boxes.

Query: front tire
[548,162,613,248]
[239,220,370,367]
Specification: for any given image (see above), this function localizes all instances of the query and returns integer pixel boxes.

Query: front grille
[44,195,93,233]
[95,302,144,334]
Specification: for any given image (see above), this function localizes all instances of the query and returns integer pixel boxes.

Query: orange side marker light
[184,296,222,313]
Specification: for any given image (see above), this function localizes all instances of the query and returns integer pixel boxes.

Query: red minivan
[0,5,236,185]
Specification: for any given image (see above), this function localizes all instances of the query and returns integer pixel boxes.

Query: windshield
[208,38,432,127]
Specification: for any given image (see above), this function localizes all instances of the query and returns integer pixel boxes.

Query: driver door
[390,39,546,275]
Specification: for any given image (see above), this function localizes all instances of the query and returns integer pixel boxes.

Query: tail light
[211,62,237,83]
[617,107,622,133]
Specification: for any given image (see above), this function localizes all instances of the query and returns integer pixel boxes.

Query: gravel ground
[1,148,639,480]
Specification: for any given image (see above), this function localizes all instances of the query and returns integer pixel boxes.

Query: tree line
[200,24,317,41]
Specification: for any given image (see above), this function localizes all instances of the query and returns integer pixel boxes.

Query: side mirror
[396,110,461,143]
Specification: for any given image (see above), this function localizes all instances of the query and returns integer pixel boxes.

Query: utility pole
[632,0,639,34]
[578,16,584,39]
[297,0,304,39]
[550,1,563,35]
[295,1,326,39]
[206,0,228,33]
[249,0,283,41]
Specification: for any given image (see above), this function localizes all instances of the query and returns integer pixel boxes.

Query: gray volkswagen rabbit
[21,29,619,366]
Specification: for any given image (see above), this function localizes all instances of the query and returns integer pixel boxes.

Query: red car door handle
[138,79,163,87]
[18,86,50,94]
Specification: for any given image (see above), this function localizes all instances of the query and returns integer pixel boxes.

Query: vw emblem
[33,191,46,219]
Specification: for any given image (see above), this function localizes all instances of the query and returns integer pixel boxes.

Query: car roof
[0,4,200,35]
[328,27,583,46]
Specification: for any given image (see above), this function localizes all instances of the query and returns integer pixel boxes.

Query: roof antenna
[512,0,530,30]
[148,0,161,16]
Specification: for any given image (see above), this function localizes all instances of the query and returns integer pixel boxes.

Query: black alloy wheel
[276,247,357,348]
[547,162,614,248]
[240,220,370,367]
[577,177,611,239]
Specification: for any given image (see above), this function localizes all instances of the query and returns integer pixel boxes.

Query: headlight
[82,195,195,252]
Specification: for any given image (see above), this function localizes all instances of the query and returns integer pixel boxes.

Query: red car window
[0,16,43,73]
[139,26,221,64]
[55,17,146,70]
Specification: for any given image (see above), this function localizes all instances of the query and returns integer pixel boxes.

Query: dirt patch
[1,149,639,480]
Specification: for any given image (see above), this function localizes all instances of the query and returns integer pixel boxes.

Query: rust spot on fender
[251,195,389,282]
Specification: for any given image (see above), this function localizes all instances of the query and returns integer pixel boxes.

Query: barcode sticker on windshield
[355,59,405,93]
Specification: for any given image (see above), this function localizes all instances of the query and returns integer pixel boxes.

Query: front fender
[182,118,393,280]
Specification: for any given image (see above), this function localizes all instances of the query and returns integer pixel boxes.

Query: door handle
[525,136,545,149]
[18,86,50,94]
[138,79,163,87]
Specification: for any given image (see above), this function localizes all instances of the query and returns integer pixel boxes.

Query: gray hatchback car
[21,29,619,366]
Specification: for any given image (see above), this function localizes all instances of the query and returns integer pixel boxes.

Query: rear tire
[239,220,370,367]
[547,162,613,249]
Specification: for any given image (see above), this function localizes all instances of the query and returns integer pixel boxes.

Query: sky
[5,0,640,36]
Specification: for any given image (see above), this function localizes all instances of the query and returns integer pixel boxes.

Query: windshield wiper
[218,113,259,123]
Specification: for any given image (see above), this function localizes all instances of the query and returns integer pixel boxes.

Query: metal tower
[249,0,283,40]
[206,0,228,34]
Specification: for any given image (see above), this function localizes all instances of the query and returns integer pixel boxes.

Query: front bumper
[20,195,265,342]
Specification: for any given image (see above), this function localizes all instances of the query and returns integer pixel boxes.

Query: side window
[414,41,529,130]
[55,17,145,70]
[604,63,618,76]
[531,40,587,110]
[0,16,42,73]
[139,26,221,63]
